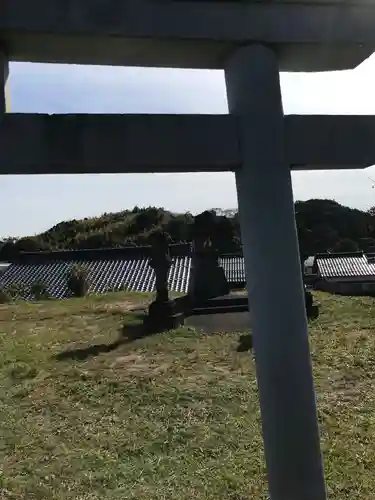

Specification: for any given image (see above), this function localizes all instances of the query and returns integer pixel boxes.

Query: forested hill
[1,199,375,261]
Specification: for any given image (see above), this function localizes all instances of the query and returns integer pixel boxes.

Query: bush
[0,287,11,304]
[6,282,28,300]
[67,264,89,297]
[30,281,49,300]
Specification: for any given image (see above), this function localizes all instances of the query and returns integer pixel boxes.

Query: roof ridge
[315,251,364,259]
[13,243,193,264]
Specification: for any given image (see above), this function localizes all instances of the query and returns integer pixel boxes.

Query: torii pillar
[225,44,326,500]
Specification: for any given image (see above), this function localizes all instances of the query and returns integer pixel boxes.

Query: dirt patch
[97,301,147,314]
[186,311,250,333]
[111,354,144,367]
[111,354,173,377]
[111,354,155,376]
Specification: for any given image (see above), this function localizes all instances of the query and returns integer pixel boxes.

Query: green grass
[1,291,375,499]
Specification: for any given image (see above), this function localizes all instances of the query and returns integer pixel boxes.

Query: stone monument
[305,286,319,319]
[190,211,230,299]
[144,231,184,331]
[149,230,172,303]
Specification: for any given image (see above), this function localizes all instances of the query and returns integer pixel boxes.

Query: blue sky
[2,54,375,238]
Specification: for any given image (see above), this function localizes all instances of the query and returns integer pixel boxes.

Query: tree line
[1,199,375,261]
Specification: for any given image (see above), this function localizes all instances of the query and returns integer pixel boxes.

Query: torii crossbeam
[2,2,375,499]
[0,113,375,174]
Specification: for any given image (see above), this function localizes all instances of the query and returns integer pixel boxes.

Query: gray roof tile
[0,246,246,300]
[219,256,246,283]
[316,252,375,279]
[0,257,192,299]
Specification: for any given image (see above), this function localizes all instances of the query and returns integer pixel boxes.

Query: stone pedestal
[191,258,230,299]
[305,289,320,319]
[143,298,185,332]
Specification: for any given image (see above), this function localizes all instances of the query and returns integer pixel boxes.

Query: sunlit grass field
[1,291,375,499]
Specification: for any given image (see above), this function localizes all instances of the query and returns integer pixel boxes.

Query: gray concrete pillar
[224,44,326,500]
[1,50,9,114]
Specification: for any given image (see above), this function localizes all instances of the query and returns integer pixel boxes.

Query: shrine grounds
[1,291,375,499]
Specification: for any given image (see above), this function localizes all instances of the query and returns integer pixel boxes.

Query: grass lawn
[1,291,375,499]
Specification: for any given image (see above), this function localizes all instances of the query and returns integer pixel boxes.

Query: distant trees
[295,199,375,257]
[333,238,359,253]
[0,237,50,260]
[1,200,375,261]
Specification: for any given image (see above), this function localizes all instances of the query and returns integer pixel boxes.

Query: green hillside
[0,206,240,259]
[1,199,375,260]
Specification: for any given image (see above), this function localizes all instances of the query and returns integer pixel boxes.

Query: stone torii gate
[2,1,375,499]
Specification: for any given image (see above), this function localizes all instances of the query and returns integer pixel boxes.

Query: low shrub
[0,287,11,304]
[67,264,89,297]
[30,281,49,300]
[6,282,28,300]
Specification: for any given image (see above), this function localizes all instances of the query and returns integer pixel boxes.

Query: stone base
[305,290,319,319]
[307,304,319,320]
[237,333,253,352]
[192,265,230,299]
[143,299,185,332]
[186,310,250,334]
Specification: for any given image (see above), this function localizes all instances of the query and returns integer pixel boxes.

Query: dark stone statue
[190,211,230,299]
[144,230,184,331]
[149,230,172,302]
[193,211,217,250]
[305,286,319,319]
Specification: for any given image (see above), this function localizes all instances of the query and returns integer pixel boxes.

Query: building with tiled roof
[0,244,246,300]
[314,251,375,295]
[0,262,10,275]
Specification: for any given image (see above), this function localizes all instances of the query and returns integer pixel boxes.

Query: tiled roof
[13,244,191,264]
[0,256,191,299]
[315,252,375,279]
[0,245,246,300]
[219,256,246,283]
[0,262,10,274]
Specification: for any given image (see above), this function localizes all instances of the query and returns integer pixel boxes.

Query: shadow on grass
[55,339,125,361]
[54,314,163,362]
[235,307,318,353]
[89,308,147,318]
[236,333,253,352]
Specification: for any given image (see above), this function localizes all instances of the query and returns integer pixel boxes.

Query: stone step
[191,294,249,310]
[192,303,249,316]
